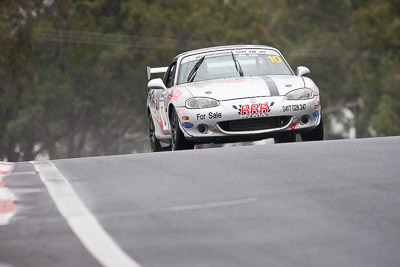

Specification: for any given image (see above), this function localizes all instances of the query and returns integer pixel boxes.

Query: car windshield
[178,49,293,84]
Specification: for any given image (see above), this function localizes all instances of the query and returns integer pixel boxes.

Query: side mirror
[297,66,310,77]
[148,78,167,90]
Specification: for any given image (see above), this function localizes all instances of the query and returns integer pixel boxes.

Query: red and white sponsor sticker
[168,89,182,101]
[176,108,186,114]
[0,162,16,226]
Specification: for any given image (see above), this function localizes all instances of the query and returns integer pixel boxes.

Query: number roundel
[267,56,282,63]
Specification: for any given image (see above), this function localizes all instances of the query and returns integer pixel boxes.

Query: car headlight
[285,88,313,100]
[185,98,220,109]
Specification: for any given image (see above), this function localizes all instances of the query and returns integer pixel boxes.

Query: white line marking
[161,197,258,212]
[92,197,258,219]
[31,161,142,267]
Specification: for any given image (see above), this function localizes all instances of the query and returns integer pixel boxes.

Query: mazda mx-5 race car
[146,45,323,151]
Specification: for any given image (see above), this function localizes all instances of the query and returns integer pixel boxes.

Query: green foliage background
[1,0,399,161]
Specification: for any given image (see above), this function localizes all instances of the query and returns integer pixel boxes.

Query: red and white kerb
[0,162,16,225]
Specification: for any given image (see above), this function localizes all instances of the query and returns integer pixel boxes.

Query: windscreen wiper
[187,56,206,83]
[231,52,244,77]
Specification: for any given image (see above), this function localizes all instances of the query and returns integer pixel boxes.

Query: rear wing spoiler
[147,66,168,80]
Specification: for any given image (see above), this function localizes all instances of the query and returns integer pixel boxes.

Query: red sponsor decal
[176,108,186,114]
[241,103,272,115]
[233,102,274,118]
[168,89,182,101]
[290,123,297,130]
[152,115,163,131]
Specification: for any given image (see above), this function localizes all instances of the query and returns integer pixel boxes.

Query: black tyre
[149,116,163,152]
[301,117,324,141]
[274,132,297,143]
[170,108,194,150]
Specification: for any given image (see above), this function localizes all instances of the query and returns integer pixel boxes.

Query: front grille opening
[219,116,291,132]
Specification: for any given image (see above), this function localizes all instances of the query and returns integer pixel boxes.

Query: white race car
[146,45,323,151]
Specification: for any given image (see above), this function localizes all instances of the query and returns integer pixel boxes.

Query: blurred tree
[348,0,400,136]
[0,0,42,161]
[0,0,399,161]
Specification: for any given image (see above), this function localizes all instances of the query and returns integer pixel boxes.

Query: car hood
[181,76,305,101]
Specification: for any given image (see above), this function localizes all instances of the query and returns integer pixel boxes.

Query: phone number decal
[282,104,306,112]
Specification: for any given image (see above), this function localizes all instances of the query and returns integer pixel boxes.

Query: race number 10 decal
[267,56,282,63]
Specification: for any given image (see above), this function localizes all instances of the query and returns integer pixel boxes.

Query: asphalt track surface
[1,136,400,267]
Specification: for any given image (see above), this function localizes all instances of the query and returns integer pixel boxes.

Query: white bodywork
[147,45,322,146]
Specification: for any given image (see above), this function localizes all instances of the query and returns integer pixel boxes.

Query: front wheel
[170,108,194,151]
[301,117,324,141]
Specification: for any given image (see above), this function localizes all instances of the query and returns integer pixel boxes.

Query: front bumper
[176,95,321,142]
